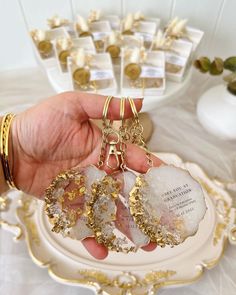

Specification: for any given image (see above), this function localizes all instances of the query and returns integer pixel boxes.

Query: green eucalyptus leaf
[194,59,201,69]
[194,57,211,73]
[210,57,224,75]
[227,81,236,96]
[224,56,236,72]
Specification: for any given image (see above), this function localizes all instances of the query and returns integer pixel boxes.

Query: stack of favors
[30,10,204,96]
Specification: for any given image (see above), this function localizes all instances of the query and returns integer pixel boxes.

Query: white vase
[197,84,236,140]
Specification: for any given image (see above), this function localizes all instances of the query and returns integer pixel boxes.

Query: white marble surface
[0,67,236,294]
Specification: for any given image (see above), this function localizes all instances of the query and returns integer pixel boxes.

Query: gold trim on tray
[15,170,234,295]
[198,180,231,246]
[0,219,23,241]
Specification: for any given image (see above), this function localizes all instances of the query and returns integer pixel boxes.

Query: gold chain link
[119,97,128,171]
[127,97,153,167]
[98,96,153,170]
[97,96,122,170]
[97,96,113,168]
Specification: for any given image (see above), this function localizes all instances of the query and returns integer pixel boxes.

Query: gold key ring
[102,95,113,121]
[127,97,139,119]
[120,97,125,121]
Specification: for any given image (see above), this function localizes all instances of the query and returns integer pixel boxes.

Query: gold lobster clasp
[106,130,121,170]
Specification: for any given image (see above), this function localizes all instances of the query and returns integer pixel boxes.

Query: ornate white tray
[11,153,236,295]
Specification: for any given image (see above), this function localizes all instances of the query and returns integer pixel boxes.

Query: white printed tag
[134,32,153,42]
[165,52,187,66]
[92,31,110,41]
[90,69,114,81]
[131,166,207,243]
[140,66,164,78]
[110,20,120,30]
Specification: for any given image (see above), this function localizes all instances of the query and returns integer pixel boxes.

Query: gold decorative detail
[23,217,40,245]
[114,272,137,290]
[59,50,70,66]
[106,45,121,58]
[73,68,91,86]
[142,270,176,284]
[38,40,53,57]
[124,63,141,80]
[94,40,104,51]
[76,269,178,293]
[151,267,203,293]
[18,195,36,217]
[78,270,111,285]
[123,30,133,35]
[18,195,39,244]
[199,180,231,246]
[202,237,228,269]
[79,31,92,37]
[0,193,23,241]
[16,196,51,267]
[0,219,23,241]
[48,265,204,295]
[214,223,227,246]
[0,194,11,211]
[18,196,40,245]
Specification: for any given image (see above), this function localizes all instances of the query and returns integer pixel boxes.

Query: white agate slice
[68,165,106,240]
[69,216,93,240]
[89,175,138,252]
[131,165,207,245]
[89,170,150,252]
[115,171,150,247]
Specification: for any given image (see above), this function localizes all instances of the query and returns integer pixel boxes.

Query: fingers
[82,237,157,258]
[82,237,108,260]
[62,91,143,121]
[141,242,157,252]
[125,143,164,173]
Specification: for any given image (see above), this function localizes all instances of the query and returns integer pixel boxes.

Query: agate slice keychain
[44,96,150,252]
[44,96,115,240]
[44,162,106,239]
[127,97,207,247]
[86,96,150,252]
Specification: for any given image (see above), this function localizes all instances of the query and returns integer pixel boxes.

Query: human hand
[11,91,163,258]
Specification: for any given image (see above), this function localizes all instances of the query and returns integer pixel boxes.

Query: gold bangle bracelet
[0,114,17,189]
